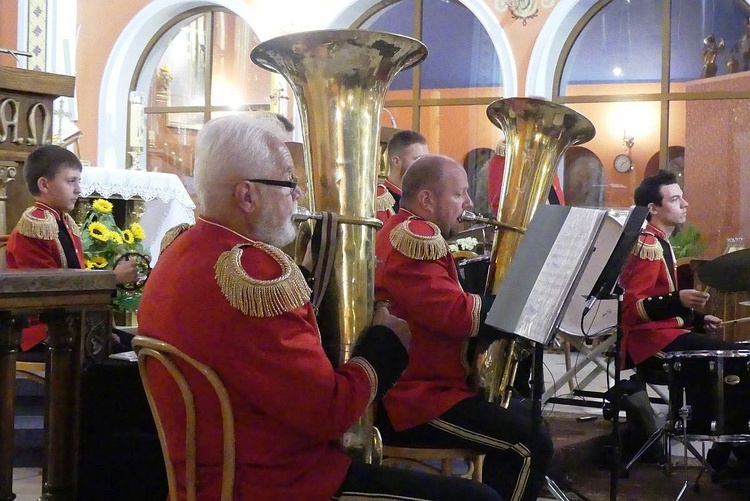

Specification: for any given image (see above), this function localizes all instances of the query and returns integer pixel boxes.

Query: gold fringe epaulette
[634,234,663,261]
[214,242,312,317]
[16,208,58,240]
[375,188,396,212]
[390,218,448,261]
[64,213,81,238]
[160,223,193,254]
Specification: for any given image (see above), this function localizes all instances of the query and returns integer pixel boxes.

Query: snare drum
[557,209,629,337]
[665,350,750,442]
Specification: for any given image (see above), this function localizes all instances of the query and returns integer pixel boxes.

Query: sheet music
[486,205,606,345]
[514,208,605,343]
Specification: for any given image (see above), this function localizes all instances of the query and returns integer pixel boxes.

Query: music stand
[581,205,649,501]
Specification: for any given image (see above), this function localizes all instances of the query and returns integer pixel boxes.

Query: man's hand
[703,314,723,335]
[679,289,710,309]
[113,258,138,285]
[372,301,410,351]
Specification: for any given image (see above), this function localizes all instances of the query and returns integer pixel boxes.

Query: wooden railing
[0,269,115,501]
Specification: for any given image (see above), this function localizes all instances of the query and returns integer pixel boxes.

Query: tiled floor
[9,347,747,500]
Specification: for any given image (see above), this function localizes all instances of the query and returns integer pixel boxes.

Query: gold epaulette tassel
[214,242,312,317]
[16,208,58,240]
[390,219,448,261]
[375,189,396,212]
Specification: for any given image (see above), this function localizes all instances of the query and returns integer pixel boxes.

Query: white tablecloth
[80,167,196,264]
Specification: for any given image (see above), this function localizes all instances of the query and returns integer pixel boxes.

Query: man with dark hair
[377,130,429,221]
[621,169,730,367]
[621,169,750,476]
[374,153,553,501]
[6,144,137,351]
[138,116,500,501]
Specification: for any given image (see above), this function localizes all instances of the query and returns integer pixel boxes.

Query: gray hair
[194,115,279,212]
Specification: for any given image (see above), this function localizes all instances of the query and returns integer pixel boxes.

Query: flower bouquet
[80,198,151,313]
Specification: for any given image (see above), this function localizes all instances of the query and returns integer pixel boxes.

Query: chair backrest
[132,335,236,501]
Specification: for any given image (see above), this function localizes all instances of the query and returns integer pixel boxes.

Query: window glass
[139,10,272,196]
[670,0,750,87]
[210,12,270,106]
[560,0,662,96]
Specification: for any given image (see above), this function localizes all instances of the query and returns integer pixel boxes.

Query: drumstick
[719,316,750,326]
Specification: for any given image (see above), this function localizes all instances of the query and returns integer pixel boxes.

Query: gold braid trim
[390,219,448,261]
[64,213,81,238]
[634,239,663,261]
[214,242,312,317]
[16,208,58,240]
[160,223,193,254]
[375,189,396,212]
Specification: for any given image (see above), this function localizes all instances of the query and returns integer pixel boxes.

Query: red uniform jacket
[620,223,700,365]
[6,202,85,350]
[374,210,481,431]
[138,218,377,501]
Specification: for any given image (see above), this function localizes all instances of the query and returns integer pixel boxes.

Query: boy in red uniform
[138,116,500,501]
[374,154,552,501]
[6,144,136,351]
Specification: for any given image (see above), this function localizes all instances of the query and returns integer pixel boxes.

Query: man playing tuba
[374,154,553,501]
[138,116,502,501]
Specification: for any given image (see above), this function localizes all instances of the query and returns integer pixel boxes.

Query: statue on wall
[741,16,750,71]
[727,46,739,74]
[702,35,725,78]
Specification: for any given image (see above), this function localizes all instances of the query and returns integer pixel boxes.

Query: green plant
[670,224,707,259]
[80,198,150,312]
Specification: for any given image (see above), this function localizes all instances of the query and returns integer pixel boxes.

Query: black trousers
[333,461,502,500]
[377,395,553,501]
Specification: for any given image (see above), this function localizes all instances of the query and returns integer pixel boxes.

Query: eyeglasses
[246,174,298,191]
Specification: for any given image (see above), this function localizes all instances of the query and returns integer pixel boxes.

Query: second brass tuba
[251,29,427,462]
[477,97,595,407]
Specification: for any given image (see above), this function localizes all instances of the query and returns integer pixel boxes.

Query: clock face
[613,154,633,173]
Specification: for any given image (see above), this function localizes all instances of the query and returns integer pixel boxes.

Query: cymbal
[696,248,750,292]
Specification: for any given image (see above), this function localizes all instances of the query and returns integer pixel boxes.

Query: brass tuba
[251,30,427,462]
[476,97,595,407]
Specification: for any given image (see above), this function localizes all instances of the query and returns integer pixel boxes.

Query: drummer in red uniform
[137,116,500,501]
[620,169,749,477]
[376,130,429,225]
[374,153,553,501]
[5,144,137,351]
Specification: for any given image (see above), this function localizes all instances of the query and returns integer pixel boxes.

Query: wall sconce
[613,131,635,173]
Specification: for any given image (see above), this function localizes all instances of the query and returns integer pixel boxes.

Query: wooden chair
[132,335,236,501]
[382,445,484,481]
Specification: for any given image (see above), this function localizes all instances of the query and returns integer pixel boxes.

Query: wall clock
[613,153,633,173]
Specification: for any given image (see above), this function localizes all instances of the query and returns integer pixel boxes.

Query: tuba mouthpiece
[292,206,322,223]
[460,210,500,227]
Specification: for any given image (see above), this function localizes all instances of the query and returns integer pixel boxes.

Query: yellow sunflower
[90,256,108,269]
[130,222,146,241]
[85,260,95,269]
[121,229,134,245]
[92,199,114,214]
[109,231,124,244]
[88,221,110,242]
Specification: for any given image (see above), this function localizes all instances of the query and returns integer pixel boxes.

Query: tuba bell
[251,29,427,463]
[476,97,595,407]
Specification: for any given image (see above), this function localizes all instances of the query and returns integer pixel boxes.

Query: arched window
[553,0,750,257]
[130,9,287,193]
[350,0,507,176]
